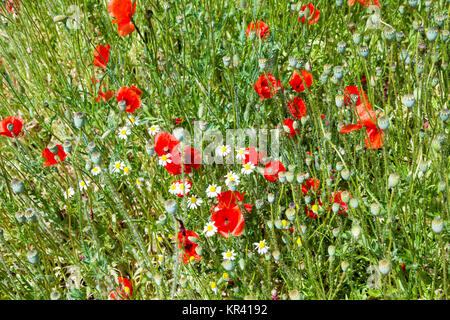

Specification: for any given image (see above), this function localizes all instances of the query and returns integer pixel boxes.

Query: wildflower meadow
[0,0,448,301]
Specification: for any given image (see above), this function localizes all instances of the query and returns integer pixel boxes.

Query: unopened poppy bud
[258,58,268,70]
[341,168,350,181]
[398,5,405,14]
[431,137,441,152]
[322,64,332,75]
[359,45,369,58]
[222,56,231,67]
[300,115,309,125]
[267,193,275,203]
[388,173,400,188]
[441,62,448,71]
[438,181,446,192]
[328,245,336,257]
[349,198,359,209]
[50,291,61,300]
[26,250,40,264]
[426,27,439,42]
[352,32,361,45]
[232,54,240,67]
[431,76,439,87]
[11,178,25,194]
[378,259,391,275]
[274,219,283,229]
[15,211,25,223]
[272,250,281,261]
[330,75,339,85]
[221,259,234,271]
[337,41,347,54]
[296,172,305,184]
[332,203,340,214]
[73,112,86,129]
[370,203,381,216]
[431,218,444,234]
[255,199,264,210]
[90,151,102,165]
[351,225,361,240]
[439,109,449,122]
[341,261,349,272]
[154,273,163,286]
[118,100,127,111]
[289,289,302,300]
[419,160,428,173]
[63,140,72,153]
[145,142,155,156]
[187,236,199,244]
[286,208,296,221]
[164,199,177,215]
[25,208,37,223]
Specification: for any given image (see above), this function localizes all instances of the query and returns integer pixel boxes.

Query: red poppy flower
[264,161,286,182]
[174,118,183,125]
[343,86,369,106]
[2,0,20,14]
[330,191,350,215]
[107,0,136,37]
[254,73,283,101]
[177,229,201,264]
[93,44,110,69]
[283,119,299,138]
[0,116,24,138]
[211,206,245,239]
[288,97,306,119]
[289,70,313,93]
[301,178,320,195]
[305,199,322,220]
[242,147,265,166]
[246,21,270,39]
[91,78,114,102]
[42,145,67,167]
[116,86,142,113]
[299,3,320,25]
[212,191,253,214]
[109,277,133,300]
[154,131,180,156]
[348,0,381,8]
[340,102,384,149]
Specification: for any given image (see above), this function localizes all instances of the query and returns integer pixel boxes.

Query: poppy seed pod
[164,199,177,215]
[349,198,359,209]
[11,178,25,194]
[197,120,208,131]
[323,64,332,75]
[384,28,396,41]
[145,142,155,156]
[335,95,344,108]
[359,45,369,58]
[158,214,167,225]
[333,66,344,80]
[272,249,281,261]
[441,30,449,42]
[431,218,444,234]
[388,173,400,189]
[73,112,86,129]
[337,41,347,54]
[304,195,311,204]
[340,191,350,203]
[50,291,61,300]
[87,142,97,153]
[398,5,405,14]
[332,202,340,214]
[266,220,274,229]
[377,116,390,130]
[378,259,391,275]
[26,250,40,264]
[25,208,37,223]
[63,140,73,153]
[222,56,231,67]
[426,28,439,42]
[438,181,446,192]
[296,172,305,184]
[286,208,296,221]
[118,100,127,111]
[258,58,268,70]
[408,0,418,7]
[154,273,163,286]
[330,75,339,85]
[341,261,349,272]
[351,225,361,240]
[255,199,264,210]
[90,151,102,166]
[232,54,240,67]
[440,109,449,123]
[370,203,381,216]
[238,258,246,270]
[278,171,287,183]
[352,32,361,45]
[15,211,26,223]
[319,73,328,84]
[268,193,275,203]
[341,168,350,181]
[285,172,295,183]
[328,245,336,257]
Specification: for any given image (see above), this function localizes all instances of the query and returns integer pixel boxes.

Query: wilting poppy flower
[288,97,306,119]
[116,86,142,113]
[301,178,320,195]
[289,70,313,93]
[246,21,270,39]
[264,161,286,182]
[299,3,320,25]
[42,145,67,167]
[212,191,253,214]
[330,191,350,215]
[343,86,369,106]
[109,277,133,300]
[242,147,266,166]
[254,73,283,101]
[0,116,24,138]
[348,0,381,8]
[283,119,299,138]
[177,229,201,264]
[93,44,110,69]
[340,102,384,149]
[211,206,245,238]
[91,78,114,102]
[108,0,136,37]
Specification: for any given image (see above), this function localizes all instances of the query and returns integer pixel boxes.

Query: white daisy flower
[216,145,231,157]
[148,125,160,136]
[118,126,131,140]
[64,187,75,199]
[91,166,102,176]
[235,147,248,161]
[241,162,255,175]
[224,171,240,187]
[206,184,221,198]
[136,177,145,188]
[157,254,164,265]
[126,115,140,126]
[203,221,217,237]
[186,194,202,210]
[159,153,172,166]
[79,180,89,191]
[112,161,124,173]
[169,182,179,195]
[122,165,132,176]
[176,181,191,197]
[222,249,237,261]
[254,240,269,255]
[210,281,218,294]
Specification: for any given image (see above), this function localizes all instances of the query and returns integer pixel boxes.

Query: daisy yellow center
[238,149,244,155]
[189,256,195,262]
[129,117,135,123]
[80,182,86,186]
[66,190,71,195]
[297,238,302,246]
[136,179,142,185]
[170,185,176,190]
[311,204,319,212]
[123,287,130,294]
[121,130,127,135]
[115,163,121,168]
[93,168,98,172]
[168,234,173,239]
[223,273,229,280]
[229,177,235,181]
[150,127,156,131]
[161,155,167,161]
[222,146,227,152]
[226,252,232,258]
[210,186,216,192]
[158,256,163,262]
[282,219,287,227]
[157,236,162,242]
[190,197,197,204]
[244,164,250,170]
[211,282,216,288]
[207,225,213,231]
[124,166,130,173]
[259,242,265,248]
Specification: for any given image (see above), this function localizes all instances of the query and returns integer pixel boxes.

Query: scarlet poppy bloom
[211,205,245,239]
[108,0,136,37]
[283,119,299,138]
[289,70,313,93]
[177,229,201,264]
[264,161,286,182]
[343,86,369,106]
[348,0,381,8]
[301,178,320,195]
[242,147,266,166]
[299,3,320,25]
[254,73,283,101]
[340,103,384,149]
[330,191,350,215]
[246,21,270,39]
[91,78,114,102]
[109,277,133,300]
[174,118,183,125]
[154,131,180,156]
[212,190,253,214]
[42,145,67,167]
[116,86,142,113]
[288,97,306,119]
[93,44,110,69]
[0,116,24,138]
